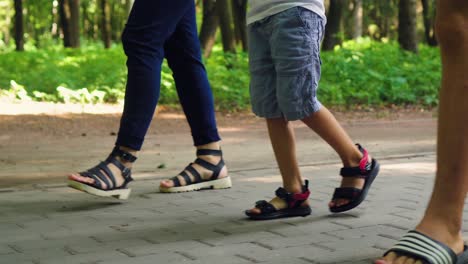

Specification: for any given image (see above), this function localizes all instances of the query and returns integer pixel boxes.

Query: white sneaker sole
[68,180,131,200]
[159,176,232,193]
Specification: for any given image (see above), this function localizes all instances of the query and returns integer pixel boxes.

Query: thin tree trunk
[351,0,363,39]
[217,0,236,53]
[398,0,418,53]
[59,0,80,48]
[5,1,11,46]
[100,0,111,49]
[199,0,219,57]
[51,0,60,39]
[14,0,24,51]
[231,0,248,51]
[421,0,437,46]
[322,0,344,51]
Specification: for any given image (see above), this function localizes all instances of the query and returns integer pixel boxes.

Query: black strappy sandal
[159,149,231,193]
[68,147,137,200]
[329,144,380,213]
[245,180,312,220]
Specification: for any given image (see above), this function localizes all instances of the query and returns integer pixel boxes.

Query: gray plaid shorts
[248,7,325,120]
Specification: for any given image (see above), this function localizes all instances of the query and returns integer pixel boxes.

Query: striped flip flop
[384,230,468,264]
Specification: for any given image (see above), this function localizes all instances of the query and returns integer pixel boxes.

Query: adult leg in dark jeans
[375,0,468,263]
[69,0,227,197]
[160,2,228,190]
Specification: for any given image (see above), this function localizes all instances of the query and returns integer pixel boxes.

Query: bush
[0,39,441,110]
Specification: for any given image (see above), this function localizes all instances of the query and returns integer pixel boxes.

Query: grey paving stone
[1,156,449,264]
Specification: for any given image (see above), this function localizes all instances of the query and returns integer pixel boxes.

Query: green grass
[0,39,441,110]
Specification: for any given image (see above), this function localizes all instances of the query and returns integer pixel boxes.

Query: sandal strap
[81,171,103,189]
[275,180,311,208]
[89,166,113,189]
[179,171,192,185]
[171,176,181,187]
[385,230,457,264]
[194,158,218,171]
[194,158,224,180]
[332,187,362,200]
[254,200,277,214]
[340,144,372,177]
[196,148,222,157]
[107,157,132,182]
[186,165,203,183]
[110,146,137,163]
[98,161,116,189]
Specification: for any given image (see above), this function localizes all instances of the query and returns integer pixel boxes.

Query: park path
[1,103,456,264]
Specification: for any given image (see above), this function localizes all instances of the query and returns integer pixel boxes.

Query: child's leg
[245,10,311,219]
[301,106,367,208]
[267,118,303,193]
[247,117,308,215]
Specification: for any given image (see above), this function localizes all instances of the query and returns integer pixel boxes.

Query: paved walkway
[3,114,463,264]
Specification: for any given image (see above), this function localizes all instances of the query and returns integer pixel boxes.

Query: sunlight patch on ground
[382,162,436,174]
[239,175,283,183]
[0,102,124,115]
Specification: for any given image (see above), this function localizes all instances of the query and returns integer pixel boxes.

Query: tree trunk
[199,0,219,57]
[231,0,248,51]
[100,0,111,49]
[59,0,80,48]
[351,0,363,39]
[421,0,437,46]
[398,0,418,53]
[216,0,236,53]
[14,0,24,51]
[322,0,344,51]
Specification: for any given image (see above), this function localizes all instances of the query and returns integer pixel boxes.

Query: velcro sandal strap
[275,180,311,208]
[255,200,277,214]
[196,149,222,157]
[384,230,457,264]
[186,165,202,183]
[275,187,293,201]
[340,167,367,177]
[332,187,361,200]
[340,144,372,177]
[110,147,137,162]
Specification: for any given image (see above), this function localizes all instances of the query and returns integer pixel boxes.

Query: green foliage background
[0,39,441,110]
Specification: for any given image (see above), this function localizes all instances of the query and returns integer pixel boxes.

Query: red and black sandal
[329,144,380,213]
[245,180,312,220]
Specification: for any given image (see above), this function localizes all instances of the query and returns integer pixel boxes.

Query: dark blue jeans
[116,0,221,150]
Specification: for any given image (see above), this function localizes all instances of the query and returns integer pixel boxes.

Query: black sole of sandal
[245,206,312,220]
[330,159,380,213]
